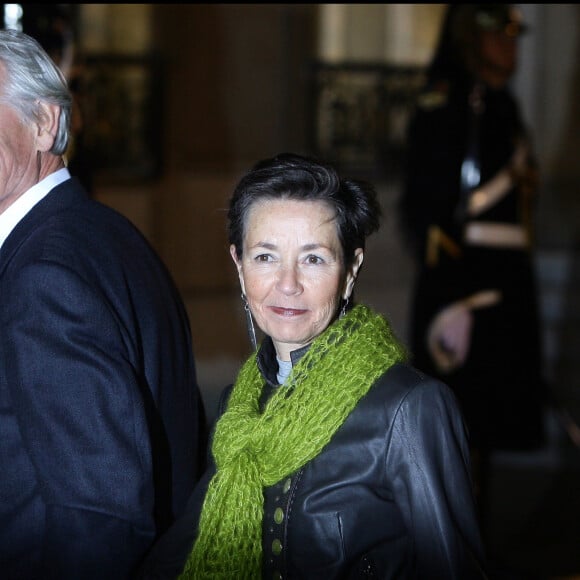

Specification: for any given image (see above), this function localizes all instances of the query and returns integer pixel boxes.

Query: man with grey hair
[0,30,207,579]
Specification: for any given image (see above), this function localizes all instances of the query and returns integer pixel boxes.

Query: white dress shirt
[0,167,70,249]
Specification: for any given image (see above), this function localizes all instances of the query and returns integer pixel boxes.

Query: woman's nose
[276,265,302,295]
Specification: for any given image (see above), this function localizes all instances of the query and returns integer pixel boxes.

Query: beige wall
[318,4,446,64]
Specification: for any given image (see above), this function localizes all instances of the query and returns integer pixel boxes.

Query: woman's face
[477,29,518,87]
[231,198,363,361]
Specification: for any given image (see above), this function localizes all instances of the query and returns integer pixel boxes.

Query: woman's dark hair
[426,4,524,85]
[227,153,382,268]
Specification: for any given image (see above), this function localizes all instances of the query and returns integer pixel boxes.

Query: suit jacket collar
[0,177,87,273]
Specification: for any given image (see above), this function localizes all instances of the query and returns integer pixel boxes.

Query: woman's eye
[306,255,323,264]
[255,254,272,262]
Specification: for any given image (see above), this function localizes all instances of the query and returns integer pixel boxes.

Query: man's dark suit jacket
[0,177,207,579]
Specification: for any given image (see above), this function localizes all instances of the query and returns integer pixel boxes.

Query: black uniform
[399,75,546,454]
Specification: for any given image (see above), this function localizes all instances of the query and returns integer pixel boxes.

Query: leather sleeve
[385,372,487,578]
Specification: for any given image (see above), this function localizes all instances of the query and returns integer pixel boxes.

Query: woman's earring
[241,293,258,351]
[340,296,350,319]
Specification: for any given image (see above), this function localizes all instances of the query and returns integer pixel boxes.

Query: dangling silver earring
[340,296,350,319]
[241,293,257,350]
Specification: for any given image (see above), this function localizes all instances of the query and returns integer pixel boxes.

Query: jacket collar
[256,336,310,387]
[0,177,86,275]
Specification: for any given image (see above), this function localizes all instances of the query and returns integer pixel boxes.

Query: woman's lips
[269,306,307,317]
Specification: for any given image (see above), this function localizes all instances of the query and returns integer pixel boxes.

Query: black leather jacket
[137,338,487,579]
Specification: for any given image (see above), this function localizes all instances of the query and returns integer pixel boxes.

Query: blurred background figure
[398,3,547,529]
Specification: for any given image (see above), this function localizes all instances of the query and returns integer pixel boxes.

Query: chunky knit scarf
[180,304,407,579]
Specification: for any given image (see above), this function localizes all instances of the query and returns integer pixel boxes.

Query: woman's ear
[35,101,60,153]
[229,244,246,295]
[343,248,364,300]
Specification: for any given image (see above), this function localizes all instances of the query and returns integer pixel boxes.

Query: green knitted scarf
[180,304,407,579]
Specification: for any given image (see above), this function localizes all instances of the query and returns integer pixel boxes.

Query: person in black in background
[398,4,547,529]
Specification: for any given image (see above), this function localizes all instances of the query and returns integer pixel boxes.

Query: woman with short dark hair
[139,152,487,579]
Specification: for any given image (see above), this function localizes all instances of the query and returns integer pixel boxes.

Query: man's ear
[35,101,61,153]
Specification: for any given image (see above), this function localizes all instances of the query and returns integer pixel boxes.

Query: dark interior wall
[152,4,318,174]
[152,4,233,173]
[146,4,318,359]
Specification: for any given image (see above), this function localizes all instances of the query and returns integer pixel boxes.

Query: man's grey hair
[0,29,72,155]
